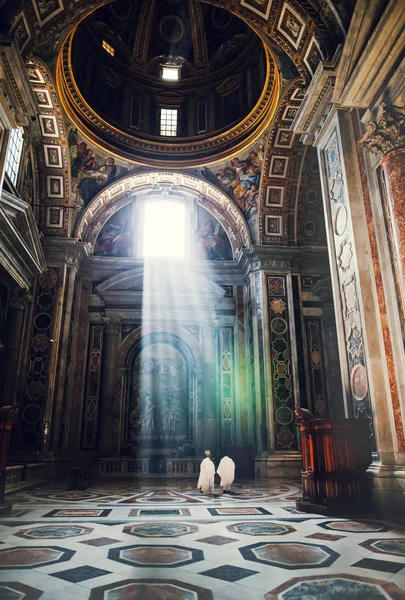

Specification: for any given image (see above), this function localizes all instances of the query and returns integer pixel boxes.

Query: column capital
[102,317,122,335]
[9,288,32,310]
[360,104,405,159]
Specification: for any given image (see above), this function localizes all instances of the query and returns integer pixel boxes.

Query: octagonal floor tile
[360,538,405,557]
[89,578,213,600]
[15,525,93,539]
[240,541,339,569]
[0,582,43,600]
[227,522,295,536]
[0,546,74,569]
[108,545,204,568]
[123,523,198,538]
[265,574,405,599]
[319,520,389,533]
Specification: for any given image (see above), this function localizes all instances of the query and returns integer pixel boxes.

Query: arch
[118,323,203,370]
[75,171,252,256]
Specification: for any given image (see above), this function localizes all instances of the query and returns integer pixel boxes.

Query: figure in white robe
[197,456,215,494]
[217,455,235,492]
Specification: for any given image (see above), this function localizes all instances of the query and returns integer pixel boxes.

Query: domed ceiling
[57,0,279,167]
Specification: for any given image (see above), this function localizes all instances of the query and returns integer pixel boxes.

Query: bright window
[162,66,180,81]
[142,200,186,259]
[160,108,178,136]
[102,40,115,56]
[5,127,23,186]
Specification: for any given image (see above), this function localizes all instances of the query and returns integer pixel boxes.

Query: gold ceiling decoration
[56,21,280,168]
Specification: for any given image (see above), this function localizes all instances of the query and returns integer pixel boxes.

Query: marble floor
[1,477,405,599]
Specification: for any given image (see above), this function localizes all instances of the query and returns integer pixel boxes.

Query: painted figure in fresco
[217,454,236,493]
[197,219,232,261]
[78,157,117,205]
[201,148,262,215]
[94,212,132,257]
[197,453,215,495]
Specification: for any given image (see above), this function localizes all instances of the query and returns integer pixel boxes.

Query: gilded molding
[359,104,405,159]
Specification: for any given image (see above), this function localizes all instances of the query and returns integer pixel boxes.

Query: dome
[57,0,279,167]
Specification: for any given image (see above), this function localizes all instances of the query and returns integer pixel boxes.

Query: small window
[160,108,178,137]
[162,66,180,81]
[5,127,23,186]
[102,40,115,56]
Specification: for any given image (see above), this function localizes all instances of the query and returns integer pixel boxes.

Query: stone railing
[98,458,201,476]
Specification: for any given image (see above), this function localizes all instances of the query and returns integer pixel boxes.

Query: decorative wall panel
[267,275,297,450]
[21,269,59,450]
[324,131,373,431]
[246,282,257,452]
[218,327,234,446]
[82,324,104,449]
[305,318,327,417]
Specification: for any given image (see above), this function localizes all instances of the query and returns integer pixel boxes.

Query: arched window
[141,198,186,259]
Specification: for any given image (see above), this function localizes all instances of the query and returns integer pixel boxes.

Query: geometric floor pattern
[0,477,404,599]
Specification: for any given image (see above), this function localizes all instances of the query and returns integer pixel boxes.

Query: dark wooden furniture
[294,407,372,515]
[0,405,19,514]
[68,466,89,490]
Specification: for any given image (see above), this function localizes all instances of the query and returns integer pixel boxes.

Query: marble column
[99,317,121,457]
[360,104,405,316]
[201,323,217,453]
[1,289,31,406]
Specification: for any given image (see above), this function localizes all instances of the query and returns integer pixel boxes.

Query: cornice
[41,237,90,268]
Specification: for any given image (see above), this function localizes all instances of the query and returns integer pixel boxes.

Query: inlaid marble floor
[1,477,405,599]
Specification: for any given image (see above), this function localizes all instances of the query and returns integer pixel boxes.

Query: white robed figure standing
[197,455,215,494]
[217,455,235,493]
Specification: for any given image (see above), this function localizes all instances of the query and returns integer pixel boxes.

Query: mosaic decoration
[197,206,232,261]
[218,327,234,445]
[324,131,373,430]
[123,523,198,538]
[305,319,327,416]
[0,546,74,569]
[89,579,213,600]
[267,276,297,450]
[20,269,59,450]
[26,59,70,236]
[69,128,131,207]
[82,324,104,449]
[360,538,405,557]
[201,141,264,244]
[240,541,339,569]
[0,582,42,600]
[94,204,133,257]
[319,521,389,533]
[265,574,405,600]
[15,525,93,539]
[227,522,295,535]
[208,507,271,516]
[108,545,203,568]
[246,282,257,452]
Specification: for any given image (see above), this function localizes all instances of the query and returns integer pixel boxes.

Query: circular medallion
[305,190,317,204]
[334,204,348,237]
[35,312,52,331]
[315,397,325,415]
[312,349,321,366]
[23,403,43,424]
[223,402,232,418]
[271,318,288,335]
[270,299,286,314]
[351,363,368,401]
[213,8,233,29]
[39,269,57,289]
[304,220,316,237]
[159,16,185,44]
[276,406,293,425]
[110,0,131,20]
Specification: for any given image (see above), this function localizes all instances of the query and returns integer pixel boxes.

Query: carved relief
[360,104,405,158]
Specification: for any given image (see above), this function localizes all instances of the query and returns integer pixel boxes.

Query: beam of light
[132,196,221,465]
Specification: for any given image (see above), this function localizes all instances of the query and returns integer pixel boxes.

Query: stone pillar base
[255,453,301,478]
[368,463,405,525]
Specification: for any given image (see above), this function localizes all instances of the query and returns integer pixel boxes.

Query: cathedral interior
[0,0,404,598]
